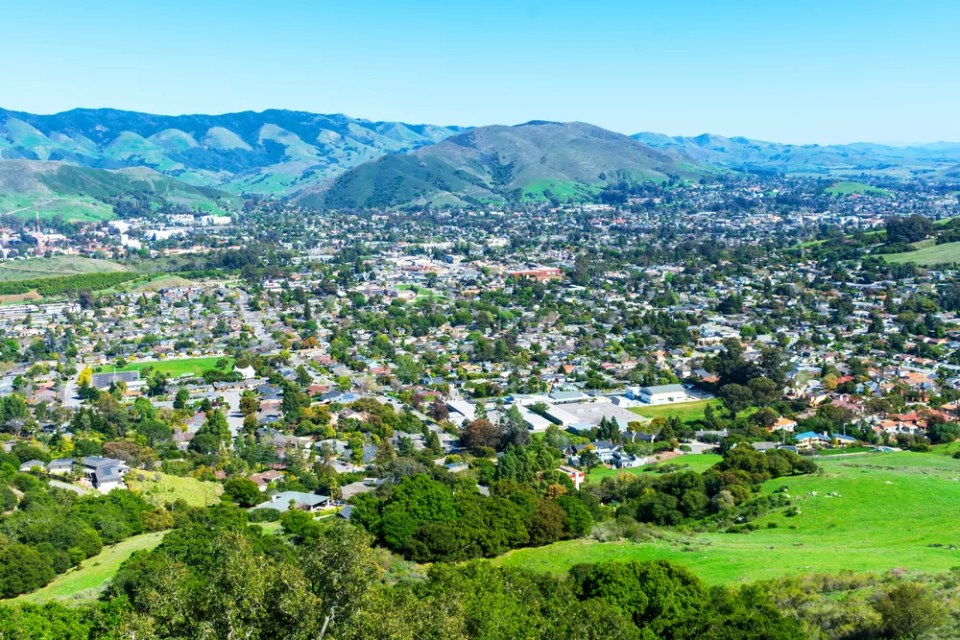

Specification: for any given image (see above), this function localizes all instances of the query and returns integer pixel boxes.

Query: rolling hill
[0,108,465,195]
[633,132,960,176]
[0,160,236,221]
[312,121,709,208]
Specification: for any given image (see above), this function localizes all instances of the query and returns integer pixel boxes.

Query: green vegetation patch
[586,453,723,483]
[94,356,234,378]
[11,531,166,605]
[0,271,139,297]
[497,452,960,584]
[124,471,222,508]
[884,240,960,266]
[628,399,724,426]
[826,181,891,196]
[0,256,128,281]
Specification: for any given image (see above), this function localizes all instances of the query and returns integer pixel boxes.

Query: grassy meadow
[496,452,960,584]
[884,240,960,266]
[10,531,165,605]
[124,471,222,507]
[586,453,723,483]
[0,255,129,281]
[628,398,724,425]
[826,181,890,197]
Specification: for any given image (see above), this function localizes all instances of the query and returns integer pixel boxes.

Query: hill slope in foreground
[496,452,960,584]
[312,121,708,208]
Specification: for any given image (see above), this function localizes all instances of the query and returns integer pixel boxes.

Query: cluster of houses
[19,456,129,492]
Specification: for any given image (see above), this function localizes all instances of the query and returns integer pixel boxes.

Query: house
[250,470,285,491]
[90,370,140,390]
[249,491,330,513]
[634,384,688,405]
[559,465,585,490]
[770,417,798,433]
[831,433,859,447]
[18,459,45,472]
[235,365,256,380]
[793,431,831,450]
[45,456,129,492]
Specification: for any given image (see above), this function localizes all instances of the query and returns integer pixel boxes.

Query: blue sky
[1,1,957,144]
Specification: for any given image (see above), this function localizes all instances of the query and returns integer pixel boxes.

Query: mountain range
[633,132,960,178]
[0,108,463,196]
[3,107,960,214]
[311,121,708,208]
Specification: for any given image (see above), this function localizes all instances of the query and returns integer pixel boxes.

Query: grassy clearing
[125,275,194,292]
[10,531,165,605]
[884,241,960,266]
[94,356,234,378]
[0,195,116,222]
[0,255,128,281]
[125,471,222,507]
[826,181,890,197]
[628,399,723,425]
[586,453,723,483]
[496,452,960,584]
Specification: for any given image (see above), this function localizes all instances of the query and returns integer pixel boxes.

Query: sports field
[496,452,960,584]
[628,399,723,425]
[94,356,234,378]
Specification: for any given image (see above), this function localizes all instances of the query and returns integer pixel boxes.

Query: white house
[634,384,688,405]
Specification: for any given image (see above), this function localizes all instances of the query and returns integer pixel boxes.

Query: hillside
[314,121,708,208]
[633,132,960,176]
[0,108,465,195]
[0,160,236,221]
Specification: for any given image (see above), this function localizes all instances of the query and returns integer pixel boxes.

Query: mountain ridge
[0,107,467,195]
[311,121,709,208]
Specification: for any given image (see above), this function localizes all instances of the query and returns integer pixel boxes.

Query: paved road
[221,387,245,441]
[49,480,88,495]
[236,287,275,353]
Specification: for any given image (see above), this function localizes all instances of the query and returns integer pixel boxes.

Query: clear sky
[1,1,958,144]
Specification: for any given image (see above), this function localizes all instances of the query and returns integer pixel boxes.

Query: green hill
[313,121,709,208]
[0,160,237,220]
[0,107,465,196]
[634,132,960,176]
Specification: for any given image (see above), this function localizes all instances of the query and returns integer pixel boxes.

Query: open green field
[124,471,222,507]
[125,274,194,292]
[94,356,234,378]
[496,452,960,584]
[10,531,165,605]
[586,453,723,483]
[395,283,445,300]
[884,240,960,266]
[628,399,723,425]
[0,255,129,281]
[0,194,116,222]
[826,181,890,197]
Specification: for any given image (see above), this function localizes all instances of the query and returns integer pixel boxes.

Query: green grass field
[884,240,960,266]
[10,531,165,605]
[0,255,129,281]
[0,194,116,222]
[125,471,222,507]
[826,181,891,197]
[586,453,723,483]
[496,452,960,584]
[94,356,234,378]
[628,399,724,425]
